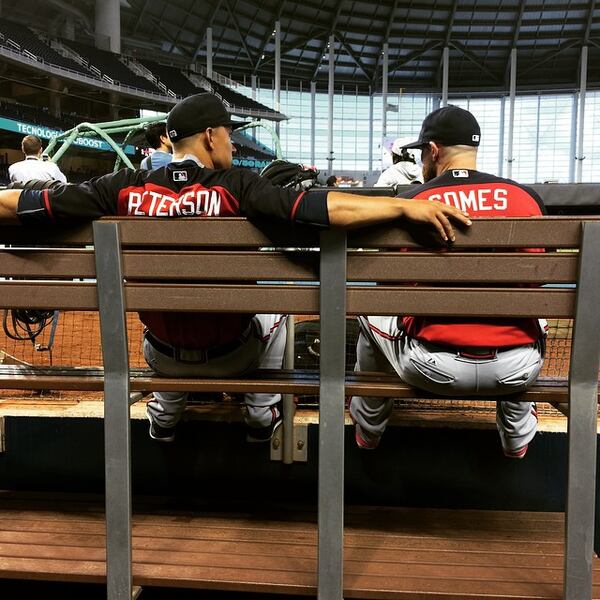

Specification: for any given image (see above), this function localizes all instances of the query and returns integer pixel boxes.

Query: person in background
[9,135,67,183]
[326,175,339,187]
[375,137,423,189]
[140,122,173,170]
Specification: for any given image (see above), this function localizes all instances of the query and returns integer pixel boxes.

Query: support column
[534,94,541,183]
[206,27,213,79]
[576,45,588,183]
[251,74,257,100]
[95,0,120,53]
[311,80,316,166]
[570,92,578,183]
[109,92,119,121]
[49,76,62,119]
[62,15,75,41]
[498,96,505,176]
[441,46,449,107]
[368,89,374,174]
[382,42,389,138]
[275,21,281,135]
[506,48,517,179]
[327,34,335,176]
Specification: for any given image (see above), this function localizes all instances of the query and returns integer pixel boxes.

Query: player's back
[400,169,545,348]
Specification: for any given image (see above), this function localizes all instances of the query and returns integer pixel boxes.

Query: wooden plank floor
[0,495,598,598]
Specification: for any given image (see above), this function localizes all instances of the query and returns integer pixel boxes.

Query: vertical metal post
[441,46,449,107]
[251,74,257,100]
[311,80,316,166]
[534,94,541,183]
[382,42,389,138]
[282,315,295,464]
[318,229,347,600]
[576,45,588,183]
[507,47,517,179]
[327,34,335,176]
[206,27,213,79]
[368,90,374,174]
[93,221,132,600]
[498,96,505,177]
[275,20,281,136]
[570,92,578,183]
[564,221,600,600]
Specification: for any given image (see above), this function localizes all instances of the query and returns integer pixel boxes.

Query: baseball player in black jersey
[0,93,471,443]
[349,106,546,458]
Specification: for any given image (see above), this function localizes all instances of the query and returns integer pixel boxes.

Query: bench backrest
[1,216,596,318]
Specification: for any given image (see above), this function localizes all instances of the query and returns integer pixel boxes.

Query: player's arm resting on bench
[0,175,126,224]
[326,191,472,241]
[236,170,472,243]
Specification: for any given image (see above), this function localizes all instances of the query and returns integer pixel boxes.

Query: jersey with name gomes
[400,169,546,348]
[20,160,329,350]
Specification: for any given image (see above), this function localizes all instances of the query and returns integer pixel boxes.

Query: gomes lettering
[428,188,508,212]
[127,188,222,216]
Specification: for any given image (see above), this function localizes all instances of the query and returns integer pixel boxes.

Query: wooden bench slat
[0,249,95,278]
[0,366,579,403]
[348,216,600,248]
[0,249,580,284]
[348,252,579,283]
[2,217,599,250]
[347,286,575,317]
[0,281,578,317]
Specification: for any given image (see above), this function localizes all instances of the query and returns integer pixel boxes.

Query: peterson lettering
[127,188,222,216]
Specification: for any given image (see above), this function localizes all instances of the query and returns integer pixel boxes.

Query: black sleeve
[17,169,138,223]
[233,168,330,227]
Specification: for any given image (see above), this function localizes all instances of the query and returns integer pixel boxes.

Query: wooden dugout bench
[0,215,600,600]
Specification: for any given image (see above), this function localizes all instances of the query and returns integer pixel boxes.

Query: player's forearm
[326,191,409,228]
[0,190,21,223]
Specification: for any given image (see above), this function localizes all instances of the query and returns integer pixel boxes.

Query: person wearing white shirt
[375,137,423,190]
[9,135,67,184]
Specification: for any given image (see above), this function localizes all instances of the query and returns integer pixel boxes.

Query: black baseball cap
[166,93,246,143]
[402,105,481,149]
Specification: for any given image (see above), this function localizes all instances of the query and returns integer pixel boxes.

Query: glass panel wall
[239,82,600,183]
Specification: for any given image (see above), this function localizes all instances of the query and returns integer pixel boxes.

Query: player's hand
[397,198,471,242]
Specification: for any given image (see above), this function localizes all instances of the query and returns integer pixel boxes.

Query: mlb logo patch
[472,134,480,142]
[168,129,177,138]
[173,170,188,182]
[452,169,469,178]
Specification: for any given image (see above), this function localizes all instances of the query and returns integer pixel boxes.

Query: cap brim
[401,140,429,150]
[227,120,247,130]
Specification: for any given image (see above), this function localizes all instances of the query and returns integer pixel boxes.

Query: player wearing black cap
[350,105,546,459]
[0,93,470,444]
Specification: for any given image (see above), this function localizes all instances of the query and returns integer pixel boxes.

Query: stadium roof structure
[6,0,600,94]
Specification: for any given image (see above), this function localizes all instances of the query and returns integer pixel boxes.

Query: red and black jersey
[18,159,330,350]
[400,169,546,348]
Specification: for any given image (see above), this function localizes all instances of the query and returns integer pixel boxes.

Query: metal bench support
[564,221,600,600]
[93,221,133,600]
[318,230,347,600]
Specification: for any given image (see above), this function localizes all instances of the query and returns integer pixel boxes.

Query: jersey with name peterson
[400,169,546,348]
[17,159,330,350]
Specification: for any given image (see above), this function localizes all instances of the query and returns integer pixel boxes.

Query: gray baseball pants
[145,314,287,429]
[349,316,543,453]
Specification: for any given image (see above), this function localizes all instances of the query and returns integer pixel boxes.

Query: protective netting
[0,314,580,417]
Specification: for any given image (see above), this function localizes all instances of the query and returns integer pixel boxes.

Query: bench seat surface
[0,493,598,599]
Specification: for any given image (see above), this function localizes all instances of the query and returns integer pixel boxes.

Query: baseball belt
[145,327,251,364]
